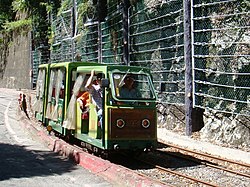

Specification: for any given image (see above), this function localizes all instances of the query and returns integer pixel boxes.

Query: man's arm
[85,70,95,89]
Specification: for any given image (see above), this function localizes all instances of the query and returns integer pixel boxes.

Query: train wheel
[54,132,60,137]
[101,152,109,159]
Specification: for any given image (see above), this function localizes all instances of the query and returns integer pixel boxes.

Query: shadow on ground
[0,143,77,181]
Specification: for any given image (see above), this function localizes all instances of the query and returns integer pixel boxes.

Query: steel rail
[158,141,250,178]
[157,149,250,179]
[135,157,218,187]
[158,141,250,168]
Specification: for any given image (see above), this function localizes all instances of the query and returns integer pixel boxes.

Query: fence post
[72,0,76,61]
[98,21,102,63]
[184,0,204,136]
[122,0,130,65]
[184,0,193,136]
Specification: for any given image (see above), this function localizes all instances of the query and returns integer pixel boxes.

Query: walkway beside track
[158,128,250,165]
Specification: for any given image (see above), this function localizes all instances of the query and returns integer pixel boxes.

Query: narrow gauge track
[109,151,218,186]
[121,141,250,186]
[158,141,250,178]
[134,154,219,186]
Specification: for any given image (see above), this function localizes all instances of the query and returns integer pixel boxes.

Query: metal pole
[72,0,76,61]
[122,0,130,65]
[98,21,102,63]
[184,0,192,136]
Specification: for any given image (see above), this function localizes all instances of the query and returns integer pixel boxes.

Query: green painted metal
[49,120,63,134]
[75,133,103,149]
[35,64,50,125]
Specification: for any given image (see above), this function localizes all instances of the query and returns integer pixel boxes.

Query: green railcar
[36,62,157,153]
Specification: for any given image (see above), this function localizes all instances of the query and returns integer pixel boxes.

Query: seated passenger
[77,91,90,112]
[119,76,141,98]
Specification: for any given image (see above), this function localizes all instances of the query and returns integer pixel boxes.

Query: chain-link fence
[129,0,185,106]
[32,0,250,118]
[192,0,250,117]
[31,46,50,86]
[101,1,123,64]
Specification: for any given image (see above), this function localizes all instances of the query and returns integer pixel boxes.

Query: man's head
[97,73,103,80]
[124,76,134,88]
[96,73,104,84]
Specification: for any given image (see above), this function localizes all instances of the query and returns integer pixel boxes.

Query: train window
[70,70,78,96]
[51,69,57,97]
[72,70,77,81]
[112,73,155,100]
[58,69,65,99]
[48,68,65,99]
[35,68,46,99]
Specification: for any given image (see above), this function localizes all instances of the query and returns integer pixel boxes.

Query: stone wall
[201,112,250,150]
[0,32,32,89]
[157,107,250,151]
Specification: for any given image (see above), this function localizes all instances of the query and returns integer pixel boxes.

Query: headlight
[116,119,125,128]
[142,119,150,128]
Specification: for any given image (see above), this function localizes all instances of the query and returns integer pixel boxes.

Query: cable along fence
[192,0,250,117]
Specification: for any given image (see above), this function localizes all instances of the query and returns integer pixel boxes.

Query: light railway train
[33,62,157,155]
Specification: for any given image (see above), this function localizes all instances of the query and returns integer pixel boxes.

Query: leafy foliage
[0,0,61,48]
[3,18,32,32]
[0,0,15,30]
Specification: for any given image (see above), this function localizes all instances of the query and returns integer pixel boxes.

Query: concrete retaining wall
[0,32,32,89]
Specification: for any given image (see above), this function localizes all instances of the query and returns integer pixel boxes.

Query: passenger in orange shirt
[77,91,90,109]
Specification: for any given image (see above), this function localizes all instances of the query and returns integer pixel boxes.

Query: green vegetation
[3,19,32,33]
[0,0,15,30]
[0,0,61,46]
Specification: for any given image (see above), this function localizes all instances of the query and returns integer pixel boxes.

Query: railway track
[135,155,218,186]
[158,141,250,178]
[32,121,250,187]
[136,159,218,186]
[130,142,250,186]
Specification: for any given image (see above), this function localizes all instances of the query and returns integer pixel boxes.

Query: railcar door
[47,68,66,134]
[34,67,47,122]
[67,67,107,150]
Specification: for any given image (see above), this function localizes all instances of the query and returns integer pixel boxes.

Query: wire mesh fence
[75,23,99,62]
[192,0,250,116]
[50,6,75,63]
[31,46,50,85]
[129,0,185,106]
[31,0,250,117]
[101,1,123,64]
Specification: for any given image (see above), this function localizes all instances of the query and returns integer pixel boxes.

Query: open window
[111,72,156,101]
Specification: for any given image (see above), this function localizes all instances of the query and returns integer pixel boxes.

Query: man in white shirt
[85,70,103,128]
